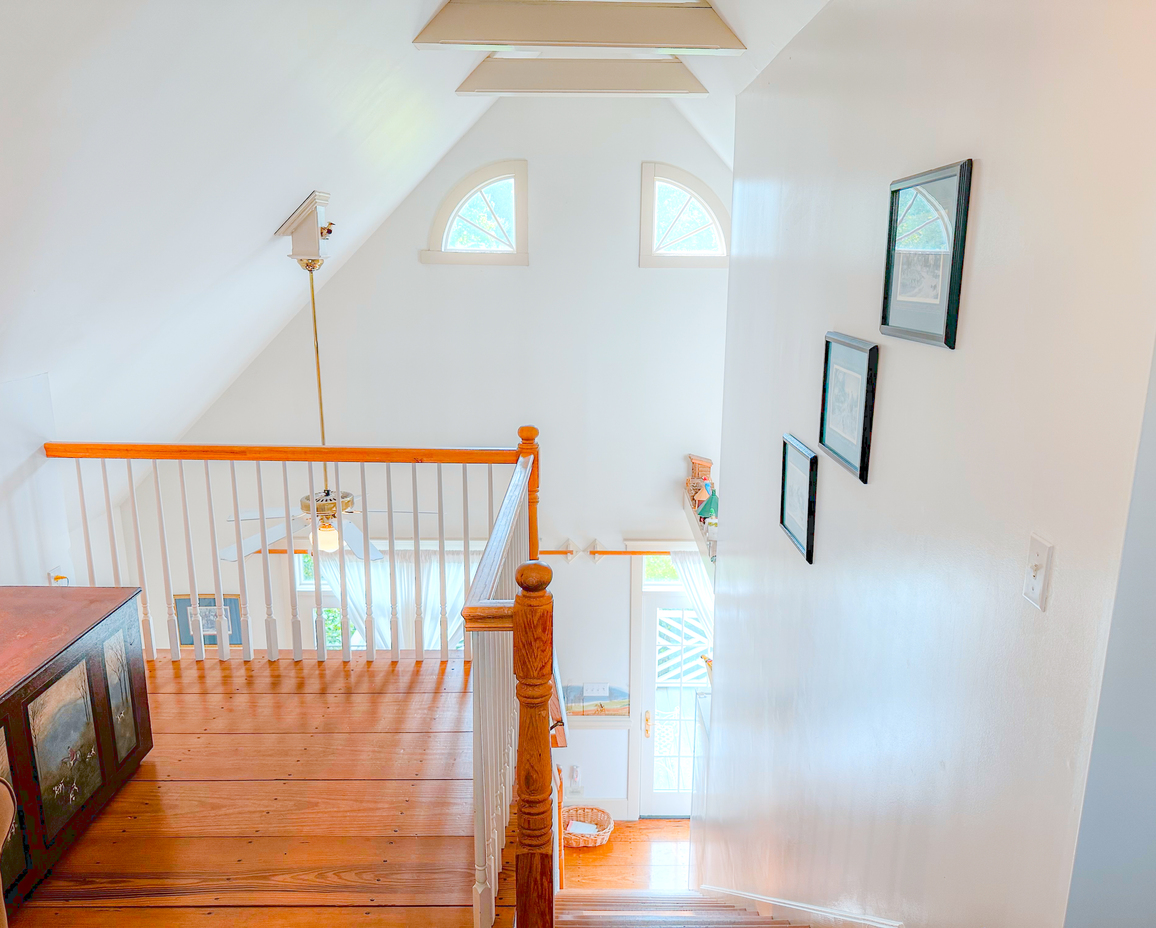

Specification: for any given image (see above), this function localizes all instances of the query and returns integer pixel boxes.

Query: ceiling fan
[220,193,391,564]
[219,498,441,562]
[220,491,382,562]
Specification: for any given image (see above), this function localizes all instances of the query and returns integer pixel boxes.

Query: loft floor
[10,650,492,928]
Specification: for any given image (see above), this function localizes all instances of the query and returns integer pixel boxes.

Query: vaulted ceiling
[0,0,826,442]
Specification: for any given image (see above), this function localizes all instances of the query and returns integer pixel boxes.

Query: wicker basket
[561,805,614,848]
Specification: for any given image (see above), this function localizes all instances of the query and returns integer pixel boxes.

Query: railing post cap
[516,560,552,592]
[518,425,539,443]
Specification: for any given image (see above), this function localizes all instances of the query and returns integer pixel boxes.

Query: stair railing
[463,426,555,928]
[42,440,523,662]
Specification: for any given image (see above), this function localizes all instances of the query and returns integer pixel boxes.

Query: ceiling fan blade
[228,507,289,522]
[220,520,289,561]
[340,519,385,561]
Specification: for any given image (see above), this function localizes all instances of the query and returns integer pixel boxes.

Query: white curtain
[317,548,482,651]
[671,549,715,643]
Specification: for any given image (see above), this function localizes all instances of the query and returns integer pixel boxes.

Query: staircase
[556,891,810,927]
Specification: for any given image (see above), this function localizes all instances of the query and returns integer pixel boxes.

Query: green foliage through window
[654,181,724,256]
[445,177,516,252]
[643,555,679,584]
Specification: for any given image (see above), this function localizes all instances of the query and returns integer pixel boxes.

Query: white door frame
[626,539,699,820]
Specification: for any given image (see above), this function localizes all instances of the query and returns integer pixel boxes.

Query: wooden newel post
[517,425,540,561]
[514,559,554,928]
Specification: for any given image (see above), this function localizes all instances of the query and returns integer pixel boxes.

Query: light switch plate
[582,682,610,698]
[1023,533,1054,611]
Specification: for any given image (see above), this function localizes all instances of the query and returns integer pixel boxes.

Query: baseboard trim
[699,884,903,928]
[563,797,632,821]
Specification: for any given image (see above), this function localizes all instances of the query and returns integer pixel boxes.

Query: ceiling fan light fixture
[315,519,341,553]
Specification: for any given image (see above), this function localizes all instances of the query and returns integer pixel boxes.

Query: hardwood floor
[563,819,690,891]
[10,649,484,928]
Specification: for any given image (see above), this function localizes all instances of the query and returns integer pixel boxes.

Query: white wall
[701,2,1156,927]
[0,375,74,586]
[180,95,731,806]
[1064,337,1156,925]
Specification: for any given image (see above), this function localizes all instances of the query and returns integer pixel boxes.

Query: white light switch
[583,682,610,698]
[1023,533,1054,611]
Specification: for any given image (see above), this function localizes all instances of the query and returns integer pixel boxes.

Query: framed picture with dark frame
[780,435,818,564]
[175,594,243,647]
[880,159,972,349]
[819,332,879,483]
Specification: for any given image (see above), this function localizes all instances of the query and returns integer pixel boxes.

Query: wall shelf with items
[684,454,718,564]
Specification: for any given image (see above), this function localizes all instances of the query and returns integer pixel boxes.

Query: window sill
[420,250,529,266]
[640,254,729,269]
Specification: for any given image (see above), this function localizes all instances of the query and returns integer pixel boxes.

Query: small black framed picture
[819,332,879,484]
[780,435,818,564]
[880,159,972,349]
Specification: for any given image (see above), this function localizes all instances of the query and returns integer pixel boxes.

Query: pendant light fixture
[275,192,352,553]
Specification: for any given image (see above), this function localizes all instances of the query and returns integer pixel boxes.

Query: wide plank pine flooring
[11,649,493,927]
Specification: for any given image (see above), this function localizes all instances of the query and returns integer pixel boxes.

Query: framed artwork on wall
[819,332,879,483]
[780,435,818,564]
[880,159,972,349]
[175,595,243,647]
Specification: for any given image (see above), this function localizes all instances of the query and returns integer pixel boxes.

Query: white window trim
[640,162,730,269]
[421,159,529,266]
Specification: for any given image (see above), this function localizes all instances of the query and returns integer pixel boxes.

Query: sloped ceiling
[0,0,825,443]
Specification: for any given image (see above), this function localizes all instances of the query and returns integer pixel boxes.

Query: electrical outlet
[1023,533,1054,611]
[46,567,70,586]
[582,683,609,699]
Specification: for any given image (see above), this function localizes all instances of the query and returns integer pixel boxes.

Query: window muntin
[444,176,517,253]
[422,160,528,266]
[640,163,729,268]
[653,180,725,257]
[652,606,710,793]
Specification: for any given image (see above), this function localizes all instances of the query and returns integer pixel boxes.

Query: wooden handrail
[43,441,520,465]
[462,453,533,631]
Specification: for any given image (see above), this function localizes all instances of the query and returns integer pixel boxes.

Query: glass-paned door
[641,588,711,816]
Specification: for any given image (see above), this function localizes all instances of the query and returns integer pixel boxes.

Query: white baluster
[335,462,351,662]
[283,462,302,661]
[177,461,204,661]
[256,462,279,660]
[487,463,495,533]
[412,463,424,661]
[361,462,375,662]
[152,461,179,660]
[75,460,95,586]
[437,463,449,661]
[307,462,325,662]
[471,630,493,927]
[125,460,155,660]
[462,465,471,662]
[229,461,253,661]
[204,462,230,662]
[100,459,122,586]
[386,463,399,661]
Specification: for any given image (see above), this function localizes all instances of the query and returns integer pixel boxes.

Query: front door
[639,582,711,817]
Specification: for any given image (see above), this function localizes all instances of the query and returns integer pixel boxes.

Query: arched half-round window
[421,160,529,265]
[640,163,729,269]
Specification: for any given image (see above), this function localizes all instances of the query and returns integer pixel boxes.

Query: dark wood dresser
[0,587,152,909]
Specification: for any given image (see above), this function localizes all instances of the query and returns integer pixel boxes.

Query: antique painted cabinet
[0,587,152,909]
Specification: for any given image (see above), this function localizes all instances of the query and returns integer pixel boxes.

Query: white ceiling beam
[414,1,745,56]
[457,57,708,95]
